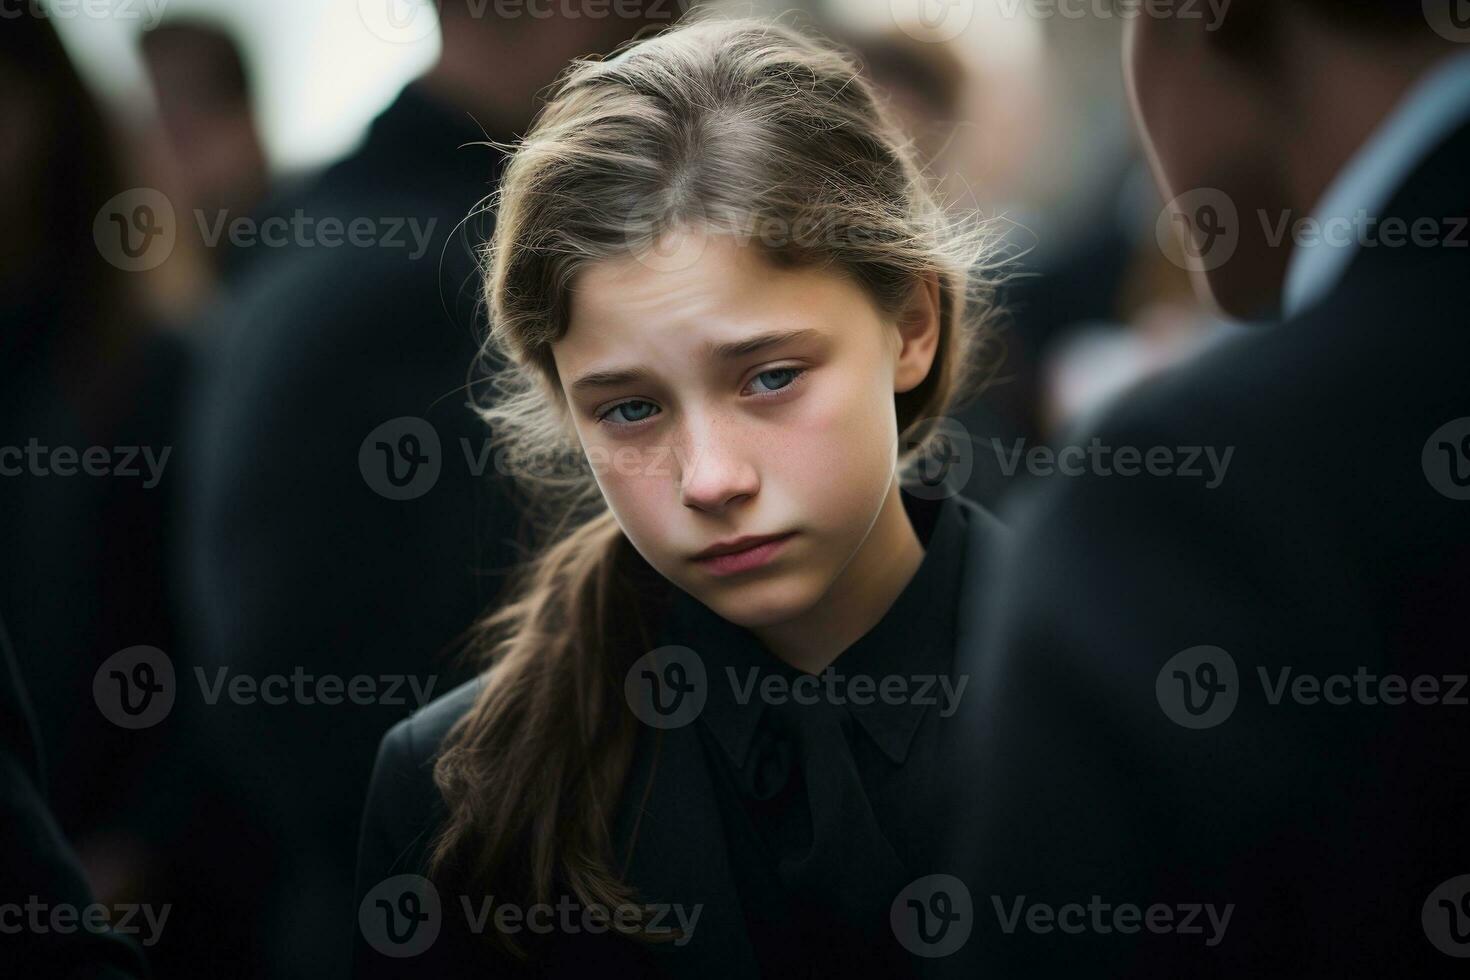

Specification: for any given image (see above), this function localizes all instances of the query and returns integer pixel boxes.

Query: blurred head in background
[842,11,1051,224]
[423,0,683,132]
[140,18,267,224]
[0,15,141,364]
[1126,0,1457,319]
[847,28,968,170]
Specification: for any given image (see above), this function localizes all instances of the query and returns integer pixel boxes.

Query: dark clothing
[176,83,524,979]
[352,492,1006,978]
[0,617,148,979]
[941,119,1470,976]
[0,318,189,840]
[953,157,1141,508]
[669,492,967,978]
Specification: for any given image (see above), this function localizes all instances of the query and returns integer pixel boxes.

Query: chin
[698,572,822,630]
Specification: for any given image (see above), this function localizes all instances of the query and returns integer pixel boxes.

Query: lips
[691,532,797,576]
[692,531,795,561]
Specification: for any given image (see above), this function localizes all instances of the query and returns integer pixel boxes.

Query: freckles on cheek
[596,456,680,550]
[779,383,883,481]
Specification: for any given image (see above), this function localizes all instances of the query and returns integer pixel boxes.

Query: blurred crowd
[1,1,1232,976]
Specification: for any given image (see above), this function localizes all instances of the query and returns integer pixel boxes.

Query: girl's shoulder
[378,675,485,772]
[356,677,485,887]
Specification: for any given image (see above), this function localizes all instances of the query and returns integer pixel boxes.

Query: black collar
[1340,115,1470,286]
[657,491,970,766]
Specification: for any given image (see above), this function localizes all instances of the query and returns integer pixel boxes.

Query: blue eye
[595,367,806,428]
[599,400,660,425]
[748,367,803,394]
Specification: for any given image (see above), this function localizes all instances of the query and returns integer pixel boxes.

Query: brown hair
[431,13,1001,955]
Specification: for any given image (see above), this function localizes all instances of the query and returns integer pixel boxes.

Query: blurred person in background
[2,616,149,979]
[837,11,1221,507]
[946,1,1470,974]
[839,14,1060,509]
[845,28,970,180]
[175,1,684,977]
[979,17,1178,450]
[0,9,189,932]
[948,14,1233,499]
[1005,16,1236,439]
[139,17,271,285]
[1036,163,1242,434]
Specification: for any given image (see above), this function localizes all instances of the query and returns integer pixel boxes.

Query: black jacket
[942,118,1470,976]
[1,617,148,979]
[352,494,1007,978]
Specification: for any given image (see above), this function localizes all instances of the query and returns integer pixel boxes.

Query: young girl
[353,15,1005,978]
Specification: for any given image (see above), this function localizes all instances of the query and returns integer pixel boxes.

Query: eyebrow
[568,328,824,393]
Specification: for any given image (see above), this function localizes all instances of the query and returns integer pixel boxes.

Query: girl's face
[552,231,939,629]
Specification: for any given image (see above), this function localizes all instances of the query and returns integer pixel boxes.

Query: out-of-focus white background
[55,0,1128,219]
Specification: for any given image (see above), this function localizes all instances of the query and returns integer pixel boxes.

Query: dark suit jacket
[942,118,1470,976]
[352,495,1007,978]
[1,618,148,979]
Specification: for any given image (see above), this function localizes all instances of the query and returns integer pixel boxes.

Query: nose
[678,410,759,513]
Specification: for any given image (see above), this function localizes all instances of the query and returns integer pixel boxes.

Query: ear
[892,272,942,395]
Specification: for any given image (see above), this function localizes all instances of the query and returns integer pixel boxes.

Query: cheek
[777,363,898,514]
[585,441,681,545]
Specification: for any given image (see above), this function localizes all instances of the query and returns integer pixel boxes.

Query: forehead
[561,233,877,363]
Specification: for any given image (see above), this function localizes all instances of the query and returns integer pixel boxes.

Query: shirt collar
[658,491,970,766]
[1282,50,1470,320]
